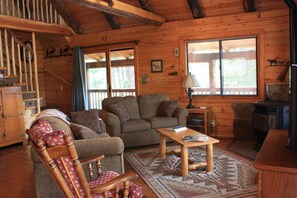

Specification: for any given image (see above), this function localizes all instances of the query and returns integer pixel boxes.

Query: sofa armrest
[74,137,124,159]
[99,119,107,133]
[173,107,189,126]
[99,109,122,137]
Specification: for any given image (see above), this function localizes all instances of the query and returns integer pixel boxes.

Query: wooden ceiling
[58,0,290,34]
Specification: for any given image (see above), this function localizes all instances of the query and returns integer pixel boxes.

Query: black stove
[253,100,289,149]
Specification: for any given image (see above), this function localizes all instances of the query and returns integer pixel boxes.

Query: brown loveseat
[99,94,188,148]
[30,109,124,198]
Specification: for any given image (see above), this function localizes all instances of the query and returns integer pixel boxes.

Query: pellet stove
[253,101,289,148]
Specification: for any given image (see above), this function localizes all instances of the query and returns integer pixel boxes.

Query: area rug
[124,145,258,198]
[227,139,259,161]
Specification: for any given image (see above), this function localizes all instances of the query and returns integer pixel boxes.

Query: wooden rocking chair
[28,120,144,198]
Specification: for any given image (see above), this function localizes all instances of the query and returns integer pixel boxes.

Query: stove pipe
[284,0,297,148]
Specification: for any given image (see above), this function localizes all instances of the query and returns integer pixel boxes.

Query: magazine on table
[183,135,208,142]
[165,126,187,133]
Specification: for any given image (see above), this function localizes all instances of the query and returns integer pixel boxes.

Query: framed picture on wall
[151,60,163,73]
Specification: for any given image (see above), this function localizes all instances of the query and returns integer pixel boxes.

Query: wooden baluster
[17,0,20,18]
[22,0,25,18]
[26,0,31,20]
[37,0,40,21]
[4,29,10,75]
[28,52,33,91]
[0,0,3,15]
[12,0,15,17]
[32,0,36,20]
[0,29,3,68]
[23,48,28,91]
[88,163,94,181]
[54,9,57,24]
[96,160,102,177]
[115,187,120,198]
[32,32,40,114]
[11,37,16,76]
[123,181,130,198]
[104,191,108,198]
[17,44,22,83]
[49,3,53,23]
[40,0,44,22]
[5,0,9,15]
[45,0,48,23]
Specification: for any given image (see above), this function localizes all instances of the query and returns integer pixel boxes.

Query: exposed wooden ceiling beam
[0,15,74,35]
[103,13,121,29]
[66,0,165,26]
[50,0,83,34]
[243,0,256,12]
[187,0,204,19]
[138,0,154,12]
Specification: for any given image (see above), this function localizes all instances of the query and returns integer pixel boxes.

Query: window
[84,48,136,109]
[187,37,257,96]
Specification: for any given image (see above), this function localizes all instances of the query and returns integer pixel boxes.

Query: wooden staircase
[0,28,41,129]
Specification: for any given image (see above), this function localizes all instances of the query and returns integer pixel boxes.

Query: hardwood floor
[0,139,233,198]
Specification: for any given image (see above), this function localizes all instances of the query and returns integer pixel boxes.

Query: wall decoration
[141,74,148,85]
[45,46,72,58]
[151,59,163,73]
[168,71,178,76]
[267,59,289,66]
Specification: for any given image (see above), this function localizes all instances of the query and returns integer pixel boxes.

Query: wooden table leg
[206,144,214,172]
[181,146,189,177]
[160,134,166,159]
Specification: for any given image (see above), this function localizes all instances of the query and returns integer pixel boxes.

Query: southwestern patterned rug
[125,145,258,198]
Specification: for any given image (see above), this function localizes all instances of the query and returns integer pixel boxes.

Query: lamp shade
[183,75,199,88]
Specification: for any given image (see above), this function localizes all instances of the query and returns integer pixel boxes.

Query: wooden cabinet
[186,108,210,135]
[0,86,25,147]
[254,129,297,198]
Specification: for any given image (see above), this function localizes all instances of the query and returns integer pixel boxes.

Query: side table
[187,108,210,135]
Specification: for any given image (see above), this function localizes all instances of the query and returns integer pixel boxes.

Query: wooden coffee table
[156,128,219,176]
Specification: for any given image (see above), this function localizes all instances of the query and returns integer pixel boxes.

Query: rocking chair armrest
[80,154,105,165]
[90,172,138,194]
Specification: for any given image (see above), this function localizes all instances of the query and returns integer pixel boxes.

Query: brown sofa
[99,94,188,148]
[30,110,124,198]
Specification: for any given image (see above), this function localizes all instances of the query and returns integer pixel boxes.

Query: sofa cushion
[70,123,100,139]
[121,119,151,134]
[108,101,130,123]
[158,101,178,117]
[146,117,178,129]
[102,96,140,119]
[70,109,102,134]
[138,94,170,119]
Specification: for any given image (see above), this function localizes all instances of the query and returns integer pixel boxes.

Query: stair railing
[0,27,40,114]
[0,0,62,24]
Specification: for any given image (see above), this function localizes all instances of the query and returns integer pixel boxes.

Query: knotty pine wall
[42,8,290,138]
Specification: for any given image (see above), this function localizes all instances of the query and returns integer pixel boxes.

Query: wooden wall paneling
[62,8,292,137]
[43,55,72,113]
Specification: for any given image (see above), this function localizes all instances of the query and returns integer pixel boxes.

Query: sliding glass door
[84,48,136,109]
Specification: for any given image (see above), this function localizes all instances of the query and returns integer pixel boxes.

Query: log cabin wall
[42,8,289,138]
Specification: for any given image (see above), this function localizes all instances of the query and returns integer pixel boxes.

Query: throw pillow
[27,120,53,144]
[158,100,178,117]
[70,123,99,139]
[108,102,130,123]
[70,109,102,134]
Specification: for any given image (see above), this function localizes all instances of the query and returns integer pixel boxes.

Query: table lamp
[183,74,199,109]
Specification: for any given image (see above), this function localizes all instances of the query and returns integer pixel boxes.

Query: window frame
[186,36,259,97]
